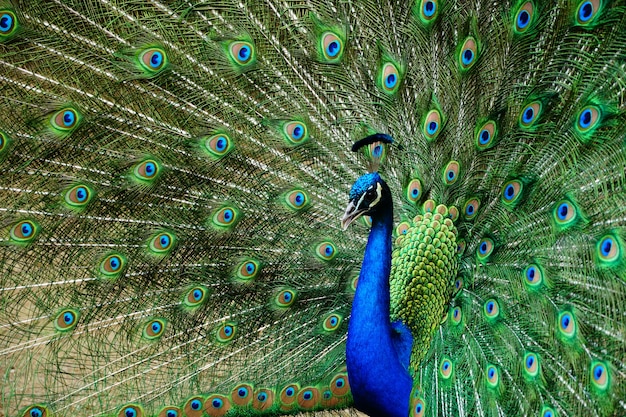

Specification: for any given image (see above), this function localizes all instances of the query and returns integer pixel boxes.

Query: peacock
[1,0,625,416]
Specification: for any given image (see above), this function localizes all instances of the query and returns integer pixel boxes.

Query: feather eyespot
[523,263,543,288]
[212,206,240,229]
[297,387,320,409]
[577,0,600,25]
[64,184,94,208]
[519,101,541,128]
[149,231,176,254]
[0,130,10,154]
[282,121,309,145]
[206,394,231,417]
[423,109,442,141]
[316,241,336,261]
[553,199,577,228]
[99,253,125,278]
[523,351,540,378]
[280,384,300,407]
[323,313,342,332]
[274,288,296,308]
[439,358,453,379]
[380,62,401,94]
[139,48,167,73]
[229,41,255,66]
[23,405,50,417]
[459,37,478,70]
[204,134,234,159]
[412,397,426,417]
[253,389,274,410]
[483,299,500,320]
[590,361,609,390]
[51,107,81,134]
[486,365,499,387]
[236,259,260,282]
[285,189,310,211]
[450,306,462,324]
[501,180,523,206]
[396,222,410,237]
[321,32,344,62]
[476,237,494,261]
[596,234,621,265]
[157,407,181,417]
[577,105,600,132]
[406,179,423,203]
[557,310,576,338]
[216,322,237,343]
[0,10,17,38]
[463,198,479,220]
[184,285,209,309]
[514,2,535,33]
[231,384,253,406]
[55,308,79,332]
[118,405,143,417]
[133,159,161,182]
[443,161,460,185]
[10,220,39,243]
[330,374,350,396]
[456,239,466,255]
[541,406,556,417]
[420,0,438,21]
[143,318,166,340]
[183,397,204,417]
[475,120,497,150]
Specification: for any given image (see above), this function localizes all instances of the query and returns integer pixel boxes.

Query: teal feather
[1,0,626,416]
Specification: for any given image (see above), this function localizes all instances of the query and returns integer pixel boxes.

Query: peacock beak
[341,201,366,230]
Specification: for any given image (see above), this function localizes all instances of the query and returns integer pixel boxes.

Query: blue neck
[346,207,412,417]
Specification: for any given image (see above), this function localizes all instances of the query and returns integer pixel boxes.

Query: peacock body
[1,0,625,416]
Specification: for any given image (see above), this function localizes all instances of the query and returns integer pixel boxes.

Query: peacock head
[342,172,391,230]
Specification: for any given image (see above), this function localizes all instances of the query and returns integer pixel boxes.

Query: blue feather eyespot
[139,47,168,74]
[133,159,162,183]
[423,109,442,141]
[463,198,480,220]
[443,161,460,185]
[454,277,463,292]
[22,405,50,417]
[439,357,453,379]
[456,239,466,255]
[576,105,600,132]
[523,351,540,378]
[541,406,556,417]
[557,310,576,339]
[282,121,309,145]
[459,37,479,71]
[596,234,622,266]
[211,206,240,229]
[0,130,11,155]
[157,407,181,417]
[297,387,320,409]
[205,394,232,416]
[396,222,410,237]
[330,373,350,396]
[10,220,39,243]
[485,365,499,388]
[519,101,541,128]
[285,189,310,211]
[280,383,300,407]
[253,388,274,410]
[576,0,600,25]
[0,10,18,41]
[148,231,176,255]
[142,318,166,340]
[216,322,237,344]
[274,288,297,309]
[183,285,209,309]
[118,404,144,417]
[552,199,578,230]
[406,179,423,203]
[54,308,79,332]
[476,237,494,262]
[64,184,94,209]
[231,384,253,406]
[204,133,234,159]
[235,259,261,282]
[411,397,426,417]
[320,31,344,62]
[450,306,462,325]
[419,0,438,22]
[483,299,500,320]
[99,253,126,279]
[523,263,543,289]
[514,2,535,33]
[323,313,342,332]
[183,396,205,417]
[316,241,336,261]
[475,120,497,150]
[380,62,401,94]
[501,179,523,206]
[590,361,609,390]
[229,41,255,66]
[50,107,81,135]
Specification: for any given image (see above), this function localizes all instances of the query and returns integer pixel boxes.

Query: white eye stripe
[368,183,382,208]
